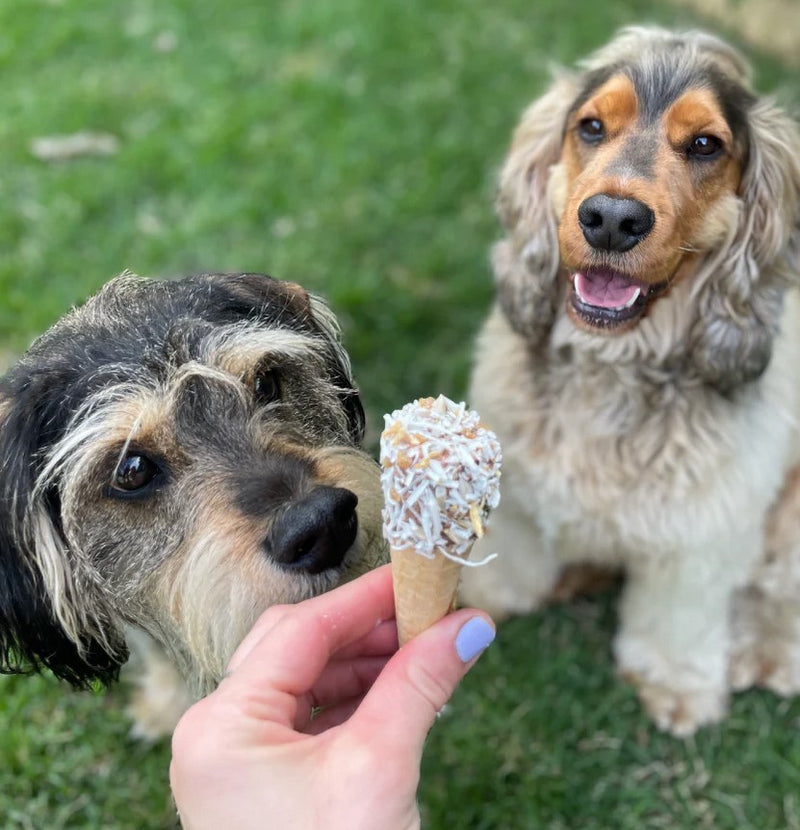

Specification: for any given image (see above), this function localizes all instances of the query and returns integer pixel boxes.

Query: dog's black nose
[266,486,359,574]
[578,194,655,252]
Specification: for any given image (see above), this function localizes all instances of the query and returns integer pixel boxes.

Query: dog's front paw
[127,681,195,742]
[730,593,800,696]
[616,633,728,737]
[626,675,728,737]
[458,538,559,620]
[730,643,800,696]
[458,566,547,621]
[729,643,761,692]
[125,640,196,741]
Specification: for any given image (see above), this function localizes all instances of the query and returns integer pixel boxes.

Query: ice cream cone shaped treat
[380,395,502,645]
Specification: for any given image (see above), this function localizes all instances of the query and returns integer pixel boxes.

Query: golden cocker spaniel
[460,27,800,736]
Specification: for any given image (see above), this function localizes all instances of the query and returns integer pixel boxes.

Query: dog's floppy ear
[0,384,126,687]
[493,74,579,343]
[207,271,314,328]
[690,98,800,392]
[211,273,366,444]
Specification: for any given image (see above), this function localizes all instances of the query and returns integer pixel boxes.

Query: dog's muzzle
[265,486,359,574]
[569,194,662,330]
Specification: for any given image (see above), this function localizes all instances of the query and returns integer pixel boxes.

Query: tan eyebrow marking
[664,88,733,151]
[574,74,638,138]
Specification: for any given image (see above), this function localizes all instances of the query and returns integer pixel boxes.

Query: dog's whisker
[113,412,146,484]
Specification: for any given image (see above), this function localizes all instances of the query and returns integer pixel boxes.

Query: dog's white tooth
[619,288,641,310]
[573,274,587,304]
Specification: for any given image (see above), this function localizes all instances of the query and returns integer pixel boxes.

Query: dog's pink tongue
[574,271,642,309]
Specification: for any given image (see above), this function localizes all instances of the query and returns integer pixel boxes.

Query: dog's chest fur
[471,300,800,564]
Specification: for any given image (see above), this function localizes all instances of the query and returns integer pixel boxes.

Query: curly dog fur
[460,27,800,735]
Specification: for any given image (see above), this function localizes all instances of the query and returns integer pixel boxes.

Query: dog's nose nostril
[578,194,655,253]
[578,204,604,230]
[266,486,359,574]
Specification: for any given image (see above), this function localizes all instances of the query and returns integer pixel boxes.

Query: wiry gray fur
[0,272,386,735]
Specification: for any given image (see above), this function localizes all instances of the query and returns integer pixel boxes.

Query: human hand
[169,564,495,830]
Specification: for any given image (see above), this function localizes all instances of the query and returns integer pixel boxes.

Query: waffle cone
[391,546,465,646]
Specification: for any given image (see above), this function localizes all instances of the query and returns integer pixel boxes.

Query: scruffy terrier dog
[0,272,386,737]
[460,27,800,735]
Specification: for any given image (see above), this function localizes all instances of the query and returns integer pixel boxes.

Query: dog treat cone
[380,395,502,645]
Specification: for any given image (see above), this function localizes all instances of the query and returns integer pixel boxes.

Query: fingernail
[455,617,495,663]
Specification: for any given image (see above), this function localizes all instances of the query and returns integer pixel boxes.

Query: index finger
[223,564,395,716]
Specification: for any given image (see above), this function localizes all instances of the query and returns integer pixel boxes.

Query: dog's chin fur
[461,26,800,736]
[143,444,384,697]
[0,272,387,738]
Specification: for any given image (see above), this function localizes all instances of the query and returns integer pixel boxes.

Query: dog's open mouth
[568,268,656,330]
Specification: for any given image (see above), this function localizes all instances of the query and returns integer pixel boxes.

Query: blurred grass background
[0,0,798,827]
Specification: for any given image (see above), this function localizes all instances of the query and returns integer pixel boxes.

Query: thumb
[349,610,495,759]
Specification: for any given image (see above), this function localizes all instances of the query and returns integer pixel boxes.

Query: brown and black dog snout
[267,486,359,574]
[578,194,655,253]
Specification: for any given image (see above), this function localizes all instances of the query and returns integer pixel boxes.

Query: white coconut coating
[380,395,502,562]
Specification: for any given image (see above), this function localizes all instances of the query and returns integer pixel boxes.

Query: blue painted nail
[455,617,495,662]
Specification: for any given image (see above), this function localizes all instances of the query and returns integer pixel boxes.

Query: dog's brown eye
[253,368,281,404]
[687,134,723,158]
[578,118,605,144]
[112,454,159,493]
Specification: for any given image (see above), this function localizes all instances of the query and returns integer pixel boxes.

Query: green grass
[1,0,798,827]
